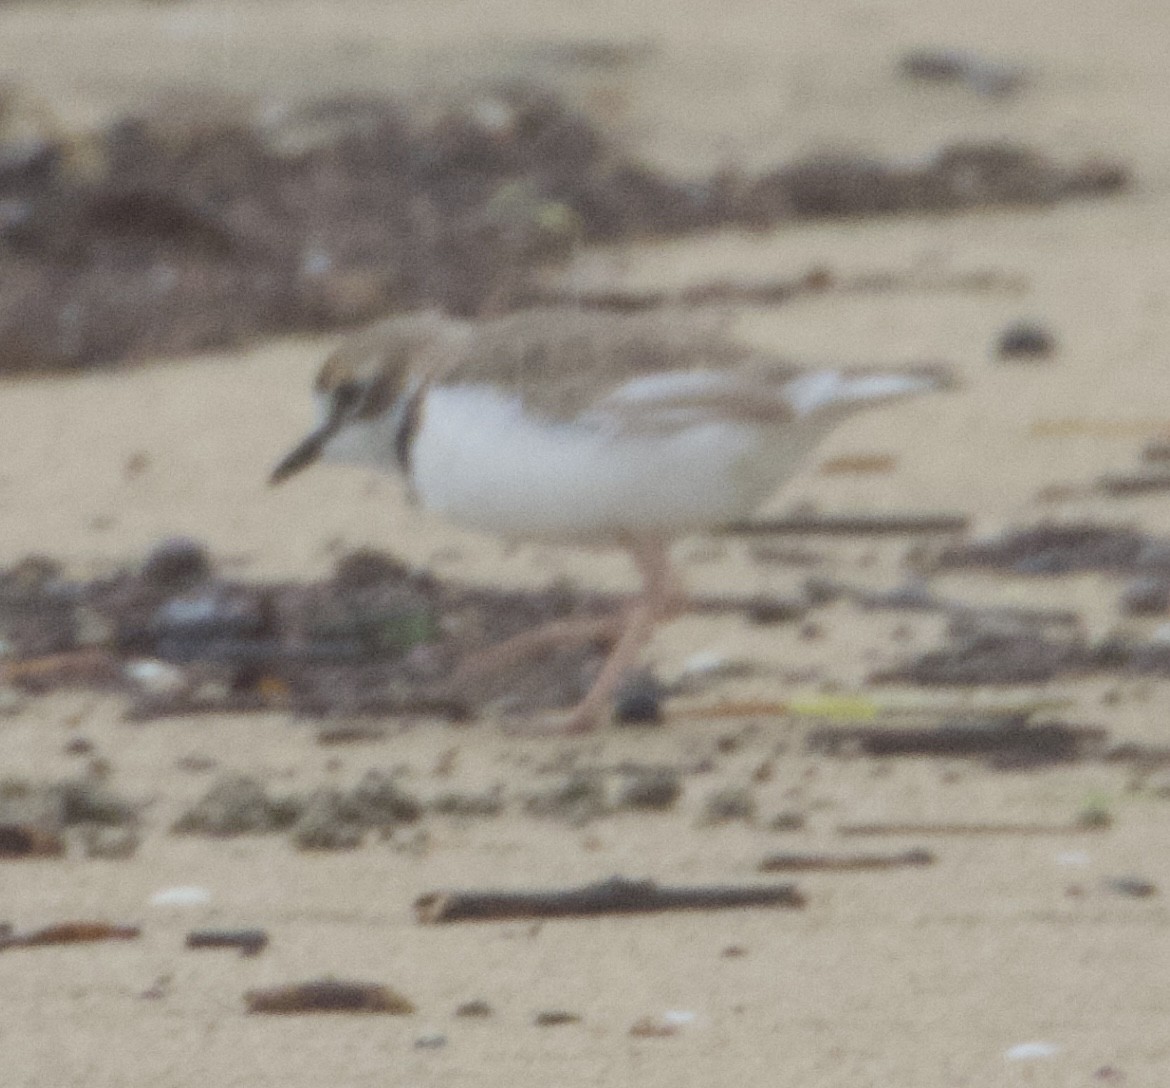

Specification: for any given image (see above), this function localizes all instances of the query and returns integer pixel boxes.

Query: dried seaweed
[0,83,1129,372]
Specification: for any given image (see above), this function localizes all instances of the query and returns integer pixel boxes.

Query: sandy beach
[2,0,1170,1084]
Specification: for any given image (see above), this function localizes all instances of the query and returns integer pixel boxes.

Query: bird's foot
[499,704,606,737]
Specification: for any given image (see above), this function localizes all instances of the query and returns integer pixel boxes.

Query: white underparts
[321,369,931,542]
[407,383,822,540]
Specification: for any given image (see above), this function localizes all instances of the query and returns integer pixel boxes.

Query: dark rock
[332,549,412,589]
[455,999,493,1018]
[141,537,212,588]
[898,48,1028,98]
[614,769,681,811]
[996,321,1056,361]
[613,671,665,725]
[1105,876,1157,899]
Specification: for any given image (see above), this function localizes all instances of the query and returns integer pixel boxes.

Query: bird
[270,307,950,733]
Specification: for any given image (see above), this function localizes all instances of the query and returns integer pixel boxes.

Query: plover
[271,307,949,732]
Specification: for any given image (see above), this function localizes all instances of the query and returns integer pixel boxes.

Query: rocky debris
[0,774,139,859]
[0,82,1127,372]
[698,785,756,826]
[171,775,299,837]
[173,770,429,849]
[897,48,1029,99]
[937,523,1170,576]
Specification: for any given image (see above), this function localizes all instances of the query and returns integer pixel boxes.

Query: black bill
[269,424,334,485]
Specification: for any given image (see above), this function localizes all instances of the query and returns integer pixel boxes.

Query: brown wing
[439,308,802,422]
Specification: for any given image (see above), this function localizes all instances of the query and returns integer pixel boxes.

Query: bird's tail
[783,364,954,419]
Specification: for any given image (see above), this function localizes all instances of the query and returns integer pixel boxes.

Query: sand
[2,0,1170,1084]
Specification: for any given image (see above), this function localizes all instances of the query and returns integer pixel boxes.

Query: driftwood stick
[0,921,140,950]
[807,720,1107,762]
[186,929,269,956]
[759,848,934,872]
[515,270,1020,313]
[722,513,969,537]
[245,980,414,1015]
[1097,472,1170,496]
[415,875,804,924]
[837,821,1107,837]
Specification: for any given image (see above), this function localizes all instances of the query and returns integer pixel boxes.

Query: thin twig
[759,848,934,872]
[722,513,969,537]
[415,875,804,923]
[837,821,1107,837]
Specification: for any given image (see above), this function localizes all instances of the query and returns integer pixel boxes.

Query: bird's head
[270,311,466,485]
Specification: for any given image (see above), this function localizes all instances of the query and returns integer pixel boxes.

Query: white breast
[407,383,826,542]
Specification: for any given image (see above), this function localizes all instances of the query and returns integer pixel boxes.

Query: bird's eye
[333,381,363,414]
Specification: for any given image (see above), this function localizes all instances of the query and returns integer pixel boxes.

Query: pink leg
[516,538,686,735]
[452,613,626,686]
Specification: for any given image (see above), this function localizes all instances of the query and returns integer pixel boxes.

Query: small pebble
[414,1032,448,1050]
[678,652,756,685]
[898,48,1028,98]
[1004,1041,1060,1061]
[614,769,681,811]
[699,785,756,826]
[746,596,806,625]
[141,537,211,588]
[630,1009,696,1037]
[174,753,218,774]
[715,733,742,755]
[455,999,493,1018]
[82,825,140,860]
[768,810,806,832]
[534,1010,581,1026]
[1105,876,1158,899]
[996,321,1056,362]
[1119,577,1170,617]
[124,659,187,696]
[150,885,212,908]
[123,451,150,479]
[613,672,665,726]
